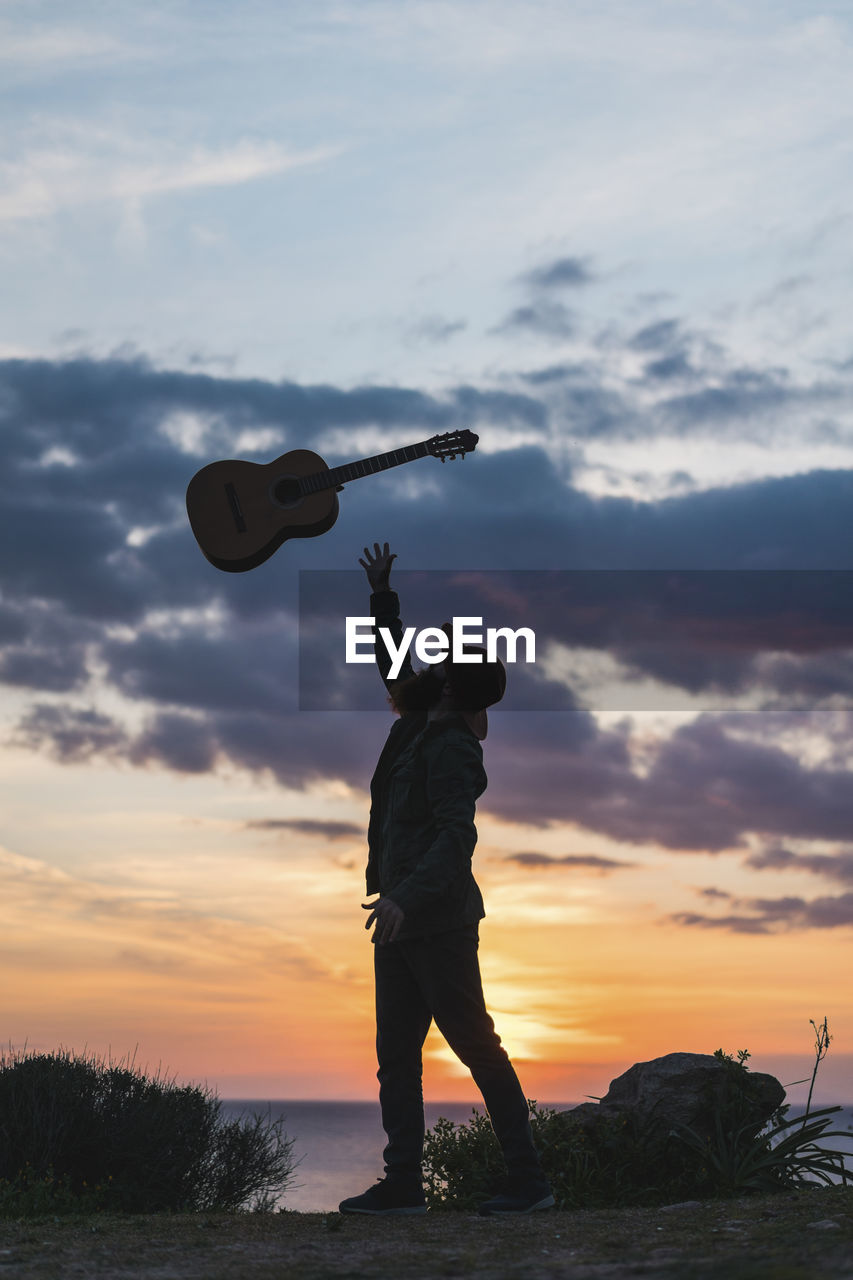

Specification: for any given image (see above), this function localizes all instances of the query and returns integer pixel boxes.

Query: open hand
[358,542,396,592]
[362,896,405,945]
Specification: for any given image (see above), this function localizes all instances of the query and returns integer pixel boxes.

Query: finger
[364,910,377,931]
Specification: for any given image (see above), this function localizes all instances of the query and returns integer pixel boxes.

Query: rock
[562,1051,785,1143]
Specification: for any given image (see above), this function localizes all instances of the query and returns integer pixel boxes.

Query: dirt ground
[0,1186,851,1280]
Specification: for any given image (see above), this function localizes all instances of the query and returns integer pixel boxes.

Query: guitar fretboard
[300,441,432,493]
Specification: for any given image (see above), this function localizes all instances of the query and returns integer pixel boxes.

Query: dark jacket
[366,590,487,939]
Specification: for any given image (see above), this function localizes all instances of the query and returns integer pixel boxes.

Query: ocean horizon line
[220,1097,580,1107]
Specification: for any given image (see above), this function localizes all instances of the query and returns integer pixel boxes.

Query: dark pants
[374,925,542,1182]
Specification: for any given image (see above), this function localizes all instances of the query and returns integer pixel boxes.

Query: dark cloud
[519,362,590,386]
[629,319,682,352]
[304,566,853,709]
[745,843,853,883]
[0,644,88,692]
[659,368,842,434]
[670,891,853,933]
[521,257,596,291]
[645,352,694,381]
[13,704,131,763]
[484,714,853,851]
[494,301,577,339]
[129,712,219,774]
[13,698,387,790]
[245,818,362,839]
[103,618,298,717]
[668,910,772,934]
[503,852,636,872]
[3,353,853,864]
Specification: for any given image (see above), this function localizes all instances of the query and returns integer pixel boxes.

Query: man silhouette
[339,542,554,1217]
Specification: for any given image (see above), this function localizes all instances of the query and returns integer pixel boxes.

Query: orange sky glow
[3,742,850,1107]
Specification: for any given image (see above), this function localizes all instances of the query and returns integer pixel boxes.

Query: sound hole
[272,476,303,508]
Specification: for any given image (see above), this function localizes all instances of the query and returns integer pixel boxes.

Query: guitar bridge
[224,482,247,533]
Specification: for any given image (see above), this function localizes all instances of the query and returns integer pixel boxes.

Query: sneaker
[478,1175,555,1216]
[339,1178,427,1216]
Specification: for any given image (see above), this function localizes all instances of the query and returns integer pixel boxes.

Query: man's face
[390,663,446,714]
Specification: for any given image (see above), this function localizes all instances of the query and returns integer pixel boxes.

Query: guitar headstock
[426,429,479,462]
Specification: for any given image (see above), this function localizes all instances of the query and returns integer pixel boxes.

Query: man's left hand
[362,896,405,945]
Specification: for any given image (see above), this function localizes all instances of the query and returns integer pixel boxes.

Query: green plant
[422,1110,503,1211]
[674,1102,849,1194]
[422,1101,704,1211]
[0,1047,298,1216]
[673,1021,849,1194]
[423,1026,850,1209]
[805,1017,831,1120]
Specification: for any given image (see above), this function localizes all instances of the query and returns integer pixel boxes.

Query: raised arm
[358,541,415,691]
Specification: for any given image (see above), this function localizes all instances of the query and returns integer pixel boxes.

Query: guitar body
[186,449,339,572]
[186,428,477,571]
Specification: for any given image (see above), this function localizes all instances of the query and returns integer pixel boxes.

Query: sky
[2,0,853,1105]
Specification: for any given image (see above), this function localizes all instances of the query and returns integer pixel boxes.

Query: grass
[0,1186,851,1279]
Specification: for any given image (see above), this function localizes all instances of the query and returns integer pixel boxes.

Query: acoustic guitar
[186,428,478,572]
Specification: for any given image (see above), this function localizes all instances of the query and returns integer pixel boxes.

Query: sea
[220,1100,853,1213]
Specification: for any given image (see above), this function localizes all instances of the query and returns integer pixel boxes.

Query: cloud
[245,819,363,840]
[659,368,823,432]
[0,133,336,223]
[629,319,682,351]
[484,714,853,851]
[494,300,577,339]
[3,352,853,859]
[645,351,695,381]
[12,704,131,764]
[502,851,636,872]
[521,256,596,290]
[745,843,853,883]
[668,909,772,934]
[404,316,467,344]
[670,891,853,933]
[0,844,342,983]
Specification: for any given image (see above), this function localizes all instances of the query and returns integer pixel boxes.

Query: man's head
[388,664,446,715]
[389,632,506,737]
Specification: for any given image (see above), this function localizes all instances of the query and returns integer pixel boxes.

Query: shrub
[0,1048,297,1216]
[423,1100,708,1211]
[423,1048,850,1210]
[673,1047,850,1196]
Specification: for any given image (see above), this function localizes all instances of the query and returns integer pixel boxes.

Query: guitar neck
[300,440,432,494]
